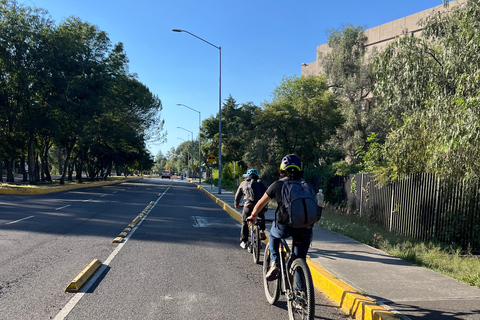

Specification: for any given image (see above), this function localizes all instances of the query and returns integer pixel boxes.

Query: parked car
[161,170,171,179]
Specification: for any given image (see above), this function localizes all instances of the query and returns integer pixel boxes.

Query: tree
[247,76,343,176]
[0,0,55,183]
[373,0,480,181]
[320,24,388,164]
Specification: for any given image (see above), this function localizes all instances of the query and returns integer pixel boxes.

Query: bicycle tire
[263,246,280,304]
[252,226,261,264]
[287,258,315,320]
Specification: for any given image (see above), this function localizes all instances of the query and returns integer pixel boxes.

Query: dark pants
[240,206,266,242]
[269,223,312,263]
[269,223,312,290]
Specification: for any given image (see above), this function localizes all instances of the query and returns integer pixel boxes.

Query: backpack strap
[274,177,289,227]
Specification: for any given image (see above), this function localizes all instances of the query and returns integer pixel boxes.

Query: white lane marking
[5,216,35,225]
[55,205,71,211]
[83,198,93,202]
[54,183,172,320]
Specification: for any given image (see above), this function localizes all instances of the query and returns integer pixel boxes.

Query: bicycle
[246,218,272,264]
[263,237,315,320]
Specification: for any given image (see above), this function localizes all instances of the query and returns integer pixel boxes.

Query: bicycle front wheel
[252,226,261,264]
[263,246,280,304]
[287,258,315,320]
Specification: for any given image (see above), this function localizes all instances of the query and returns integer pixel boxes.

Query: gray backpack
[244,179,266,202]
[279,178,319,228]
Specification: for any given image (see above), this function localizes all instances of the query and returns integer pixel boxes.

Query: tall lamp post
[172,28,222,194]
[177,137,189,177]
[177,104,202,184]
[177,127,193,178]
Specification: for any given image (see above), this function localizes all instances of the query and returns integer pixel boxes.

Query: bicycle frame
[278,238,295,297]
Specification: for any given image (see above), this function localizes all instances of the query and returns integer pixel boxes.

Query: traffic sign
[207,153,217,163]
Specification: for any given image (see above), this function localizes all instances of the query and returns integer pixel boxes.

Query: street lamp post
[172,28,222,194]
[177,104,202,184]
[177,127,193,178]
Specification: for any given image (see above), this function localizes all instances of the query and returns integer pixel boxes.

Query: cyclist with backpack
[248,154,321,280]
[235,169,268,249]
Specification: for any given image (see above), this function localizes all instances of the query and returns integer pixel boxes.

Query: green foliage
[373,0,480,182]
[320,24,388,164]
[0,0,164,183]
[244,75,343,176]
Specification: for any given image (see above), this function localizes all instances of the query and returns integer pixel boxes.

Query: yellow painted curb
[195,184,242,223]
[0,177,140,195]
[307,256,397,320]
[65,259,102,293]
[193,181,397,320]
[112,237,124,243]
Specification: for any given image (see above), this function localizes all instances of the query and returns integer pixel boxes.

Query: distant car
[161,170,171,179]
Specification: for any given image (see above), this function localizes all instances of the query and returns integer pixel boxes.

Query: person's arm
[248,193,271,221]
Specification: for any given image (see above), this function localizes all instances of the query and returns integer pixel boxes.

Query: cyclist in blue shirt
[248,154,315,280]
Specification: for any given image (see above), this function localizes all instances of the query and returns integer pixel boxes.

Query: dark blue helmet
[280,154,302,171]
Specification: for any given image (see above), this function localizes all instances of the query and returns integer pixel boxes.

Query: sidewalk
[193,181,480,320]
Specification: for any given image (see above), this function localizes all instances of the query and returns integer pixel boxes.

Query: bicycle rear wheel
[263,246,280,304]
[287,258,315,320]
[252,226,261,264]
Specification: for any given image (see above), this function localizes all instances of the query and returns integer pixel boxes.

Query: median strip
[65,259,102,293]
[112,201,155,243]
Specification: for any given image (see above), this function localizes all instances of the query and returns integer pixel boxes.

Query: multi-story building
[301,0,466,77]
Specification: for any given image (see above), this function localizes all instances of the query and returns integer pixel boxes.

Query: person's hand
[247,214,257,223]
[235,205,241,209]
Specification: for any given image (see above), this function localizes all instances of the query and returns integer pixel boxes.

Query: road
[0,178,349,319]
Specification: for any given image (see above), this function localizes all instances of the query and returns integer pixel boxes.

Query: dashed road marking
[55,205,71,211]
[5,215,35,225]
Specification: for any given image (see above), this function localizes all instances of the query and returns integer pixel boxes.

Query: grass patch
[318,207,480,287]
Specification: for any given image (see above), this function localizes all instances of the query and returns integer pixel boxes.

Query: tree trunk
[59,139,76,185]
[76,160,83,183]
[5,159,14,183]
[21,156,28,182]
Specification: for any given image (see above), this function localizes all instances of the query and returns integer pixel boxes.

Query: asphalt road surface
[0,178,349,320]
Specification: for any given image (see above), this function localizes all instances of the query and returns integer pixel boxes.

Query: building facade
[301,0,465,77]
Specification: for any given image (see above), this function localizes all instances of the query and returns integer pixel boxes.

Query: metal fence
[343,173,480,253]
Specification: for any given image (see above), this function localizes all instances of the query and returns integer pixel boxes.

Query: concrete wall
[301,0,466,77]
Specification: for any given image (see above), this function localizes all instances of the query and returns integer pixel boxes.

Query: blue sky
[25,0,444,158]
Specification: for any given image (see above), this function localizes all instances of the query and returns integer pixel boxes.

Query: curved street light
[172,28,222,194]
[177,104,202,184]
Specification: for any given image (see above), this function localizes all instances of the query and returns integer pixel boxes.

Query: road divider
[65,259,102,293]
[112,201,155,243]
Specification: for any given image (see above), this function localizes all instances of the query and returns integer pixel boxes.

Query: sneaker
[266,261,280,281]
[259,230,266,240]
[240,241,247,249]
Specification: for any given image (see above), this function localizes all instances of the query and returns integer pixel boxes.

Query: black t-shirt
[266,178,291,224]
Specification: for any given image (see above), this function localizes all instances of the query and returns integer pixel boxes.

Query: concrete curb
[193,181,397,320]
[195,184,242,223]
[112,201,155,243]
[65,259,102,293]
[0,177,141,195]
